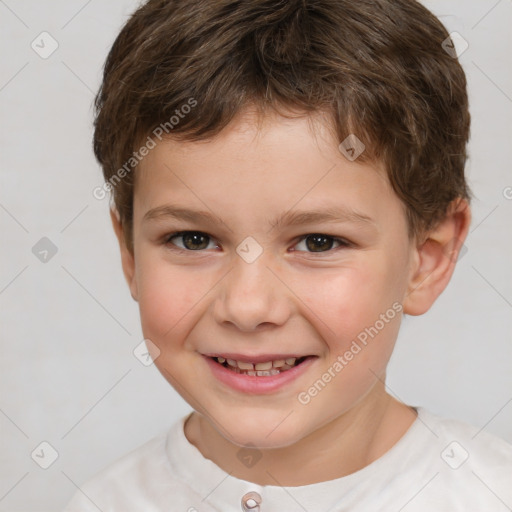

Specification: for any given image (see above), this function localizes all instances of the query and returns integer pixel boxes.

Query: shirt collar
[166,407,430,512]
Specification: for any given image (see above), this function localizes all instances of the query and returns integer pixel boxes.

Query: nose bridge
[213,247,289,331]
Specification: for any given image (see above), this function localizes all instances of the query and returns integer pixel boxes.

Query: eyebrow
[269,207,375,229]
[142,205,375,229]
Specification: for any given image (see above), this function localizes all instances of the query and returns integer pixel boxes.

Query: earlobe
[403,198,471,316]
[110,208,139,302]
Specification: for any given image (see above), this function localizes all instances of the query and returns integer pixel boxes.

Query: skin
[112,107,471,486]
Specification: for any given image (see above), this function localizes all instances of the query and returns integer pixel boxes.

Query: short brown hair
[93,0,471,251]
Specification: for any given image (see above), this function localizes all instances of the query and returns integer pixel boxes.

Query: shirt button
[241,491,262,511]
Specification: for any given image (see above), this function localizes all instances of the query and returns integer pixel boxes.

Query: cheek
[294,260,403,341]
[287,258,405,399]
[135,251,208,343]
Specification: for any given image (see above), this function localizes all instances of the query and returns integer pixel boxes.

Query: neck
[184,386,417,486]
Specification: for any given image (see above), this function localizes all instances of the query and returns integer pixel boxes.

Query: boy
[65,0,512,510]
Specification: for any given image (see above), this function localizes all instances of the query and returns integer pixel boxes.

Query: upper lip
[203,353,315,363]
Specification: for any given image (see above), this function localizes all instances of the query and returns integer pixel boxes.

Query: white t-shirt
[63,407,512,511]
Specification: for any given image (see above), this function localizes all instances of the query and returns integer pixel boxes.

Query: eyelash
[164,231,352,254]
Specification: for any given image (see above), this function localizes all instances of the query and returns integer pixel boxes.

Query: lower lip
[204,356,317,395]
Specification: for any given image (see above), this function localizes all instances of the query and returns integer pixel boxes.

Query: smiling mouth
[209,356,311,376]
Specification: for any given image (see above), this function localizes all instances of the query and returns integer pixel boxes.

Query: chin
[217,413,306,450]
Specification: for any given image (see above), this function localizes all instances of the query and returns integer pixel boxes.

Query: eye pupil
[171,232,343,253]
[306,234,333,252]
[183,232,209,250]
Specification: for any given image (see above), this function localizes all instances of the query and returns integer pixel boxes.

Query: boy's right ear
[110,208,138,302]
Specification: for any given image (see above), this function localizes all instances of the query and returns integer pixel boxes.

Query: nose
[212,251,291,332]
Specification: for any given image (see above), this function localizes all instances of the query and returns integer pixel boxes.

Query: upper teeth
[219,357,298,371]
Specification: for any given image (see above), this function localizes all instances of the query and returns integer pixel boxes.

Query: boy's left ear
[403,198,471,316]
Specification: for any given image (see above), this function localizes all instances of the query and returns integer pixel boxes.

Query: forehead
[134,109,403,230]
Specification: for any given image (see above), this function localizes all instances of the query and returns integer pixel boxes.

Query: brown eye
[294,234,349,253]
[167,231,214,250]
[305,234,335,252]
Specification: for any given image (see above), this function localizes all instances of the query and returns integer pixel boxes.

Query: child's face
[124,109,416,448]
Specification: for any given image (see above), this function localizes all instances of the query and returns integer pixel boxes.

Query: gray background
[1,0,511,510]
